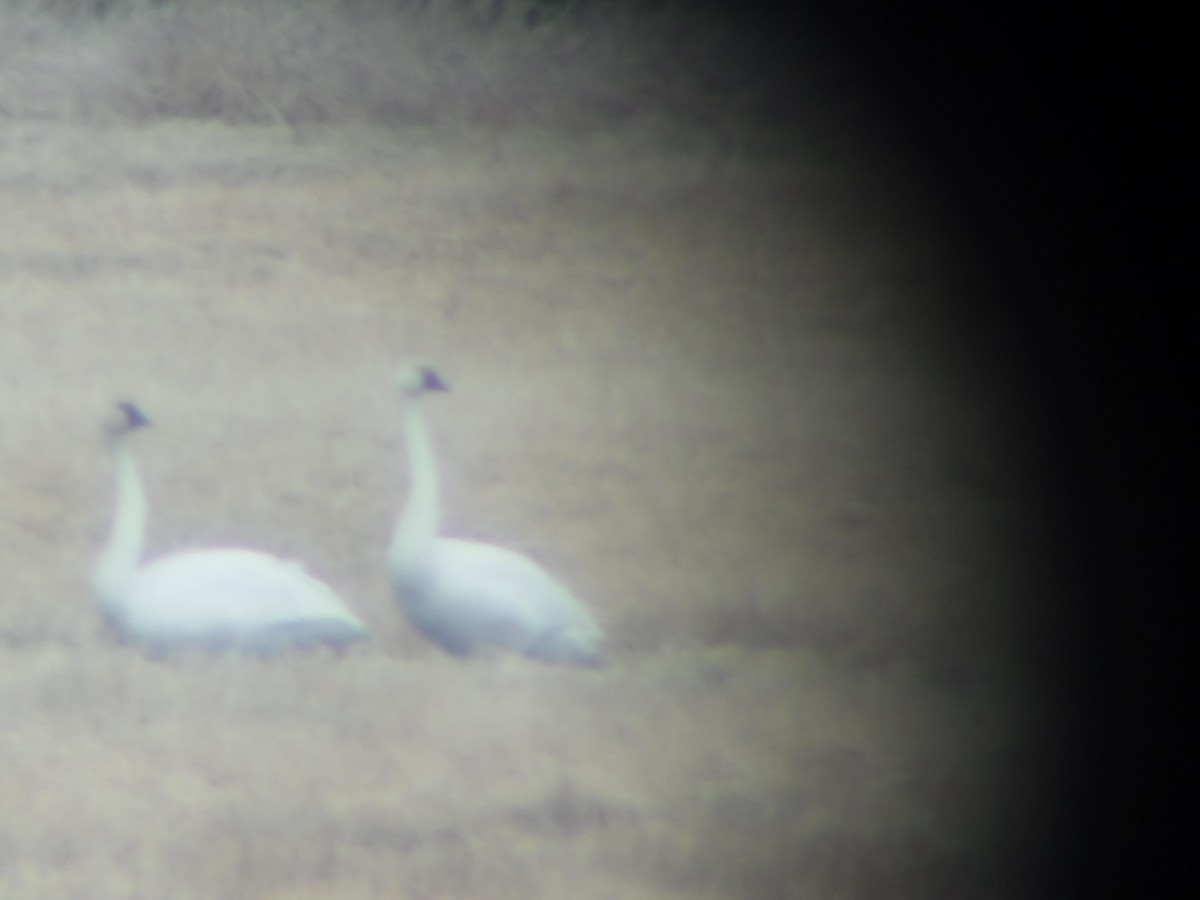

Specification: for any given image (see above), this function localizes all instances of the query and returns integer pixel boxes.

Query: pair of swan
[94,365,604,665]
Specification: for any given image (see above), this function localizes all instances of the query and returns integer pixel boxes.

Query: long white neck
[390,394,440,584]
[93,435,146,621]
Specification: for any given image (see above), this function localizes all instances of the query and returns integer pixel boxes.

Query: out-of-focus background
[0,1,1144,897]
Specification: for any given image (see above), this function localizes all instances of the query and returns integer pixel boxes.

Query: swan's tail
[527,624,606,668]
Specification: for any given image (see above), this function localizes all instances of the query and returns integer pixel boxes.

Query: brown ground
[0,4,1059,898]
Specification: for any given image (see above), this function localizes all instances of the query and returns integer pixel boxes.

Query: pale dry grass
[1,3,1056,899]
[0,0,804,130]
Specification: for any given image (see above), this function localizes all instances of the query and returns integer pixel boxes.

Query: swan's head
[102,402,151,441]
[397,363,449,398]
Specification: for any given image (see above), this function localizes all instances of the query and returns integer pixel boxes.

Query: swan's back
[120,549,369,653]
[395,538,604,665]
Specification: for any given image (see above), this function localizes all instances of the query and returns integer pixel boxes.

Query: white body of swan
[389,364,604,666]
[93,403,369,654]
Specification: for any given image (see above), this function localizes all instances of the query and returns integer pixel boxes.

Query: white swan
[389,364,604,666]
[93,402,370,654]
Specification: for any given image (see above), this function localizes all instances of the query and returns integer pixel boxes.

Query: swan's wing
[404,539,602,662]
[125,549,367,650]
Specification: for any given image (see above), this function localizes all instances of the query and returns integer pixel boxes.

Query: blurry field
[0,2,1059,898]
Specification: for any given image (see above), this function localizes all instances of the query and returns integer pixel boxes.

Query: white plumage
[389,364,604,665]
[93,403,369,654]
